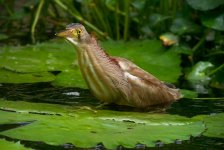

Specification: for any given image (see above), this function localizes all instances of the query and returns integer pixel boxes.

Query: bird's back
[112,57,181,108]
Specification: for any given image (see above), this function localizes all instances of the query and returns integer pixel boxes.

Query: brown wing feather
[111,56,181,107]
[111,56,163,86]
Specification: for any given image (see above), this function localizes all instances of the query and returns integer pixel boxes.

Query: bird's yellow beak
[55,30,71,38]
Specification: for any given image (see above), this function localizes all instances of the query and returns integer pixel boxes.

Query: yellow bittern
[56,23,181,108]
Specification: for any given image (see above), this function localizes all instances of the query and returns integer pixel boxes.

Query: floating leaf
[0,69,55,83]
[201,12,224,31]
[193,113,224,138]
[0,39,75,73]
[0,139,32,150]
[51,68,87,89]
[0,100,205,149]
[0,39,181,86]
[186,0,224,11]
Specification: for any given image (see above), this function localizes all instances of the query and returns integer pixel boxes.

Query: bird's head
[56,23,90,45]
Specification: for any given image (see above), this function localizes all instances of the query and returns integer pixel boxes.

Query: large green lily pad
[0,69,55,83]
[0,100,204,149]
[0,40,75,73]
[51,68,87,89]
[0,39,181,87]
[0,139,32,150]
[193,113,224,138]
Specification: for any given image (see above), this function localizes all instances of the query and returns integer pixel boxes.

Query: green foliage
[186,0,224,11]
[180,89,198,99]
[170,18,200,35]
[187,61,214,94]
[0,100,205,149]
[187,61,214,83]
[201,12,224,31]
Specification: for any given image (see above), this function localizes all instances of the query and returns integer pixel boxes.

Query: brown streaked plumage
[56,23,182,108]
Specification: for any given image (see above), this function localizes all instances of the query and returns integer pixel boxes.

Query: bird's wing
[111,56,165,86]
[110,56,181,107]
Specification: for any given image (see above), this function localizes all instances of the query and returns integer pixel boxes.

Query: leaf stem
[31,0,45,44]
[54,0,110,39]
[115,1,120,40]
[192,34,206,53]
[124,0,130,41]
[193,97,224,100]
[208,63,224,76]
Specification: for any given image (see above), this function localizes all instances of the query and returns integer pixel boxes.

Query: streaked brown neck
[74,36,123,102]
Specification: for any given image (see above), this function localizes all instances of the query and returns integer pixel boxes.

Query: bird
[56,23,181,108]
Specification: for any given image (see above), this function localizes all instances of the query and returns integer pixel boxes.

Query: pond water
[0,83,223,149]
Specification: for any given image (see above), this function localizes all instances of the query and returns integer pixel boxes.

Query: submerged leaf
[0,100,205,149]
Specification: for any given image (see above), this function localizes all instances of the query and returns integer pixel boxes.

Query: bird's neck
[75,36,121,101]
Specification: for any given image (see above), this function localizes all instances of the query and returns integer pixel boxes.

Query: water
[0,83,223,149]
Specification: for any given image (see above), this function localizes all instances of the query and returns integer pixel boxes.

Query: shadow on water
[0,82,224,149]
[0,83,223,117]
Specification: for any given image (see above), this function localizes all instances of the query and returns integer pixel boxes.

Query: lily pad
[0,39,75,73]
[0,139,32,150]
[0,39,181,86]
[0,69,55,83]
[0,100,205,149]
[193,113,224,138]
[51,68,87,89]
[186,0,224,11]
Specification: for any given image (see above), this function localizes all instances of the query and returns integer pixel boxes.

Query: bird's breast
[77,48,119,102]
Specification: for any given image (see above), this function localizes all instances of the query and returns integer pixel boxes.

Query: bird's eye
[77,29,82,35]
